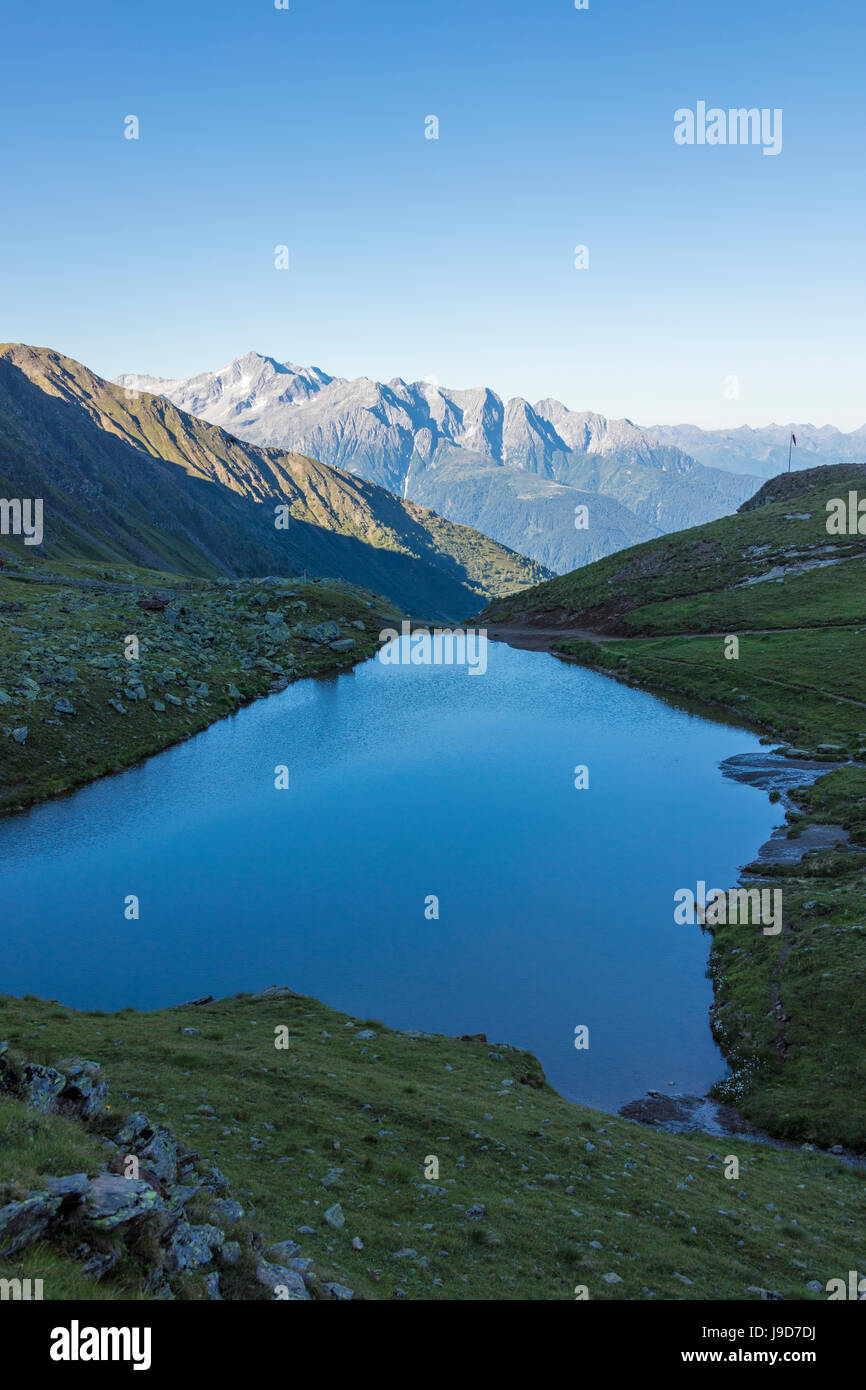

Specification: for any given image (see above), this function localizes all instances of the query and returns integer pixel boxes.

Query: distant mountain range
[0,345,546,620]
[647,421,866,477]
[117,354,768,573]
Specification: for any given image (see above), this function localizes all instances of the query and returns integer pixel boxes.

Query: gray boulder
[306,620,340,644]
[139,1129,179,1184]
[20,1063,66,1113]
[56,1059,108,1121]
[43,1174,90,1198]
[82,1175,163,1230]
[256,1258,311,1301]
[267,1239,301,1263]
[163,1221,225,1273]
[80,1250,120,1280]
[0,1194,61,1256]
[211,1197,244,1224]
[114,1111,153,1146]
[323,1281,355,1300]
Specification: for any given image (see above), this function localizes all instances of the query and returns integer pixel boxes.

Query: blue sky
[1,0,863,427]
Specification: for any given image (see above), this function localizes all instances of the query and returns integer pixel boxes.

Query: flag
[791,433,797,446]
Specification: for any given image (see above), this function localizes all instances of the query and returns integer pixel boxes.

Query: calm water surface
[0,640,782,1111]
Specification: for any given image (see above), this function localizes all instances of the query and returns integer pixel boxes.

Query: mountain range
[0,345,546,620]
[648,420,866,477]
[117,354,768,573]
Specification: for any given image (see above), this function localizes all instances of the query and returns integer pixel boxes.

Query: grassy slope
[1,990,864,1302]
[482,462,866,640]
[0,556,402,814]
[0,344,548,621]
[480,465,866,1147]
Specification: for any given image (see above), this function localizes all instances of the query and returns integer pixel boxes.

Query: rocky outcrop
[0,1043,354,1301]
[0,1046,109,1121]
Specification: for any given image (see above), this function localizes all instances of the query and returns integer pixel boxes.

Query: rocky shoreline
[0,564,399,816]
[618,749,860,1150]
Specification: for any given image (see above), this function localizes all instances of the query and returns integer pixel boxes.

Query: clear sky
[1,0,863,427]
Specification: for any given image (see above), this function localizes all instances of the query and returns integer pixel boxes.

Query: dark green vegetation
[1,990,863,1301]
[409,457,652,573]
[0,344,547,621]
[0,557,400,814]
[480,464,866,1148]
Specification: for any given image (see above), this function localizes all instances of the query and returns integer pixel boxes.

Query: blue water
[0,640,781,1112]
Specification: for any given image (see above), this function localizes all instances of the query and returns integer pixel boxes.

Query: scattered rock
[114,1112,153,1146]
[81,1250,120,1280]
[20,1063,66,1113]
[56,1059,108,1121]
[163,1221,225,1273]
[138,1129,179,1184]
[256,1258,311,1301]
[211,1198,244,1224]
[306,621,340,645]
[0,1194,61,1257]
[268,1239,302,1263]
[324,1203,345,1230]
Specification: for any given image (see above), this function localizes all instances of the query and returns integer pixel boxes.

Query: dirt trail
[484,622,609,651]
[487,621,866,710]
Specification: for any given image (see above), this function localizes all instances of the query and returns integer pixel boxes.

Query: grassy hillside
[481,462,866,641]
[0,556,402,814]
[1,989,864,1301]
[0,344,547,621]
[479,464,866,1147]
